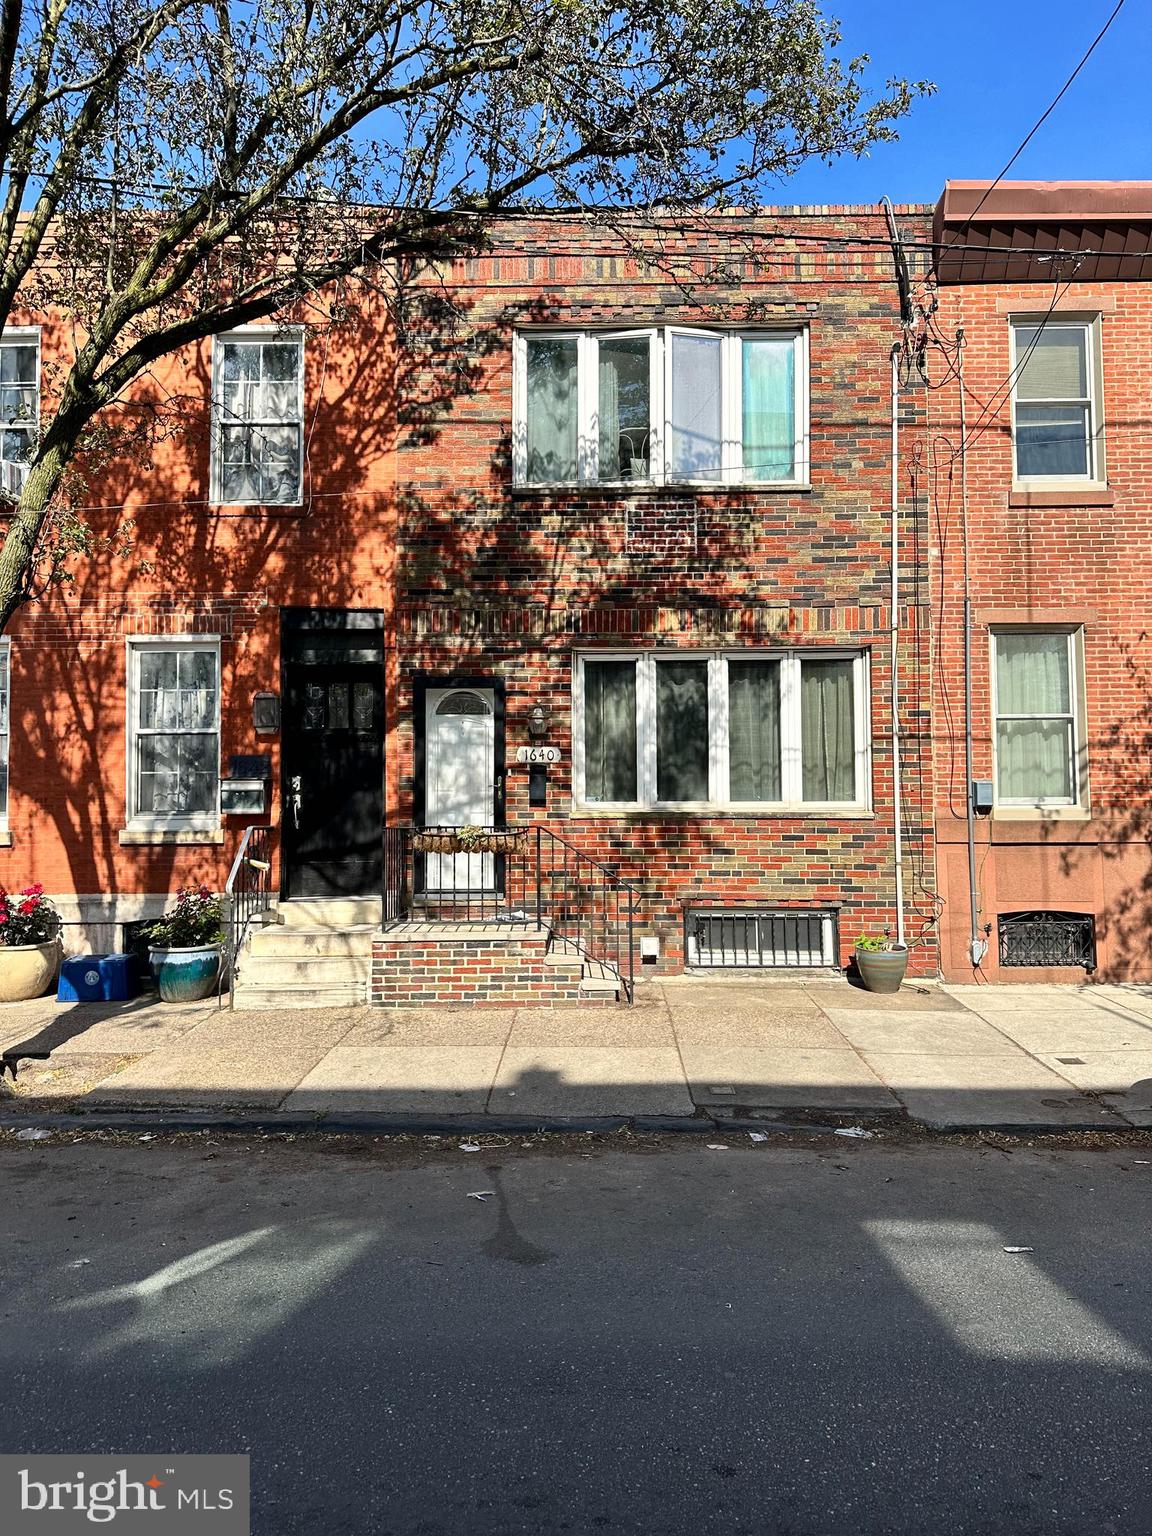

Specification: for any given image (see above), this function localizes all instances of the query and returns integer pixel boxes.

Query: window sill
[990,805,1091,823]
[510,481,813,497]
[569,804,873,821]
[1008,486,1114,508]
[119,827,225,846]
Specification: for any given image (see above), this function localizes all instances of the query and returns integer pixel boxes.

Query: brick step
[372,920,620,1007]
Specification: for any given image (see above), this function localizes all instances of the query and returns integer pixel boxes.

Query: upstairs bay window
[211,330,304,504]
[515,328,807,486]
[1010,319,1103,482]
[574,650,869,810]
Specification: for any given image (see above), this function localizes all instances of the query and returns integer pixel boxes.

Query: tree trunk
[0,433,75,631]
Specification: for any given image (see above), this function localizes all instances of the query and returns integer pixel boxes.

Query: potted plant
[0,884,62,1002]
[147,886,225,1002]
[854,930,909,994]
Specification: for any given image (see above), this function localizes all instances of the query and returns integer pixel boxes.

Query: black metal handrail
[225,824,273,1009]
[381,823,637,1002]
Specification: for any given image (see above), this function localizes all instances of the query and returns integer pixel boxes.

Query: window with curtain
[576,651,865,808]
[1012,321,1098,479]
[728,659,781,801]
[0,643,9,819]
[214,332,304,503]
[582,659,637,802]
[526,336,578,483]
[0,336,37,495]
[994,631,1078,803]
[130,644,220,821]
[516,328,805,485]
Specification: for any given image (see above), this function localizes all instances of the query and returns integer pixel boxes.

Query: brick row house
[0,183,1148,1003]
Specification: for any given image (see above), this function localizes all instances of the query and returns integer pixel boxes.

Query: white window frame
[210,326,305,506]
[990,627,1085,809]
[125,636,222,830]
[513,327,808,488]
[0,326,39,496]
[1010,316,1104,486]
[0,638,10,827]
[572,649,870,812]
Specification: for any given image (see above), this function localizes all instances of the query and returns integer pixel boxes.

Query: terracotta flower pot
[149,944,222,1002]
[854,944,909,994]
[0,940,61,1003]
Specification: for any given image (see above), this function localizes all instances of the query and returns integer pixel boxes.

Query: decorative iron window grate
[998,911,1096,971]
[686,908,838,969]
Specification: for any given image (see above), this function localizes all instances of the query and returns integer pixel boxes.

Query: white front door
[425,687,496,891]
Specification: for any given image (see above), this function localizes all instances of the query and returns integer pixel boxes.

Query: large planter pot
[854,944,909,994]
[149,944,222,1003]
[0,939,60,1002]
[413,830,525,855]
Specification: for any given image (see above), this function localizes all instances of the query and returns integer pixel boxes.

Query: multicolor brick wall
[371,929,590,1006]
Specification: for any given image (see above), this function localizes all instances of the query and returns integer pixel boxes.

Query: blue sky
[773,0,1151,206]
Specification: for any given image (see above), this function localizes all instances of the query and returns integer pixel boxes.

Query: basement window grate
[686,908,838,970]
[998,911,1096,971]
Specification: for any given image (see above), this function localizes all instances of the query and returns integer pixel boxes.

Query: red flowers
[0,882,59,946]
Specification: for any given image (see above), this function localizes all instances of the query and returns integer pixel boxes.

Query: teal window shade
[583,660,637,802]
[741,337,795,481]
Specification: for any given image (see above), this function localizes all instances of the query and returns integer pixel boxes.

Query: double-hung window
[515,328,807,486]
[127,640,220,827]
[575,650,868,810]
[1011,319,1102,482]
[992,629,1083,807]
[0,330,38,495]
[212,330,304,504]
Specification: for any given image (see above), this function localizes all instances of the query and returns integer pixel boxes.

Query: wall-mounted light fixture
[528,704,548,740]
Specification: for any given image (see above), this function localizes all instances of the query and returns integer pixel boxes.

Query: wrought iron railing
[382,823,638,1001]
[999,910,1096,971]
[224,824,273,1008]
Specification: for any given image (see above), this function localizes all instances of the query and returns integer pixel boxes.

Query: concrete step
[231,981,366,1011]
[249,924,377,958]
[276,898,380,930]
[238,953,372,987]
[579,974,622,999]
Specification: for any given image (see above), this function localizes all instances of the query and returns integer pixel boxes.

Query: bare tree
[0,0,927,624]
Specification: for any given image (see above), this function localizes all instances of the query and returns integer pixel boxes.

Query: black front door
[281,612,384,899]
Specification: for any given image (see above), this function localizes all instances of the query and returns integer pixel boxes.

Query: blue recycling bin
[58,952,138,1003]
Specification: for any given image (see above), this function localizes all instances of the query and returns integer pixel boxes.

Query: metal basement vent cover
[687,908,837,969]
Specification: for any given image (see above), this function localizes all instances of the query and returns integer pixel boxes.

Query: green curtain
[801,659,854,801]
[742,338,795,481]
[656,661,709,801]
[995,633,1073,799]
[583,661,637,801]
[526,337,578,482]
[728,660,781,800]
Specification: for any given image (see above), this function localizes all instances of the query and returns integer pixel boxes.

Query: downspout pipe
[956,330,985,967]
[890,344,906,947]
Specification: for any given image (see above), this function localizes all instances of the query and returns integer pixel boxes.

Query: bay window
[212,329,304,504]
[128,640,220,826]
[515,327,807,486]
[993,629,1083,806]
[574,650,868,809]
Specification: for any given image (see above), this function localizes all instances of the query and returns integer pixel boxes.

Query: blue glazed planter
[149,945,222,1003]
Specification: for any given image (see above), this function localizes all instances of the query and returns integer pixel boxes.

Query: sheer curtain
[995,633,1073,799]
[656,661,709,801]
[801,659,854,801]
[526,337,578,482]
[598,354,620,480]
[742,339,795,481]
[670,333,722,479]
[583,660,637,801]
[728,660,781,800]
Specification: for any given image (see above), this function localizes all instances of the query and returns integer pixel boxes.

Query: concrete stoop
[231,898,379,1010]
[232,903,625,1010]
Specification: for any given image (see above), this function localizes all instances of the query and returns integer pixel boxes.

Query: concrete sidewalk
[3,976,1152,1130]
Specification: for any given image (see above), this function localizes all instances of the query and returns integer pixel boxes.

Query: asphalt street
[2,1133,1151,1535]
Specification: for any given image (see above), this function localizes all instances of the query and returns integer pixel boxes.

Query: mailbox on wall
[222,754,271,815]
